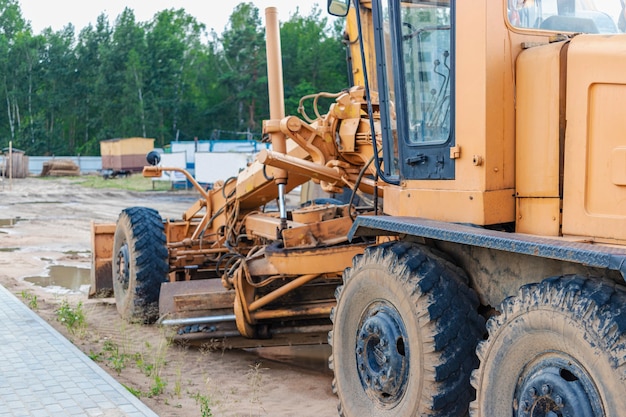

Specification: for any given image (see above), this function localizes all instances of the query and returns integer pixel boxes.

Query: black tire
[330,241,484,417]
[113,207,168,323]
[470,275,626,417]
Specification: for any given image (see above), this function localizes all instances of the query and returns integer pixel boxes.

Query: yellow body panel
[516,197,561,237]
[515,41,565,235]
[563,35,626,242]
[385,186,514,225]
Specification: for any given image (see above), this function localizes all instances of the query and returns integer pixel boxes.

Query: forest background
[0,0,349,156]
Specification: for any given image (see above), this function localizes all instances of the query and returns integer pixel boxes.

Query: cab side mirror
[328,0,350,17]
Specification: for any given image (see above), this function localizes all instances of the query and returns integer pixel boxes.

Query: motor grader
[91,0,626,416]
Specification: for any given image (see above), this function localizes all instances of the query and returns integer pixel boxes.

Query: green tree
[73,14,113,155]
[37,26,78,155]
[217,3,267,133]
[95,8,146,140]
[0,1,351,155]
[0,0,29,149]
[280,6,348,117]
[144,8,205,146]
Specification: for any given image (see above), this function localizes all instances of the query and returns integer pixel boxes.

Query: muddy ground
[0,177,337,416]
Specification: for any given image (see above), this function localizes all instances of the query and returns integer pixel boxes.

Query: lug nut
[542,384,551,395]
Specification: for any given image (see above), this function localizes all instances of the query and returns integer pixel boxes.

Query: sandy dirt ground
[0,177,337,417]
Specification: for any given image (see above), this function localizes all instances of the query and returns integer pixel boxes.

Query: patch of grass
[71,174,173,192]
[55,299,86,336]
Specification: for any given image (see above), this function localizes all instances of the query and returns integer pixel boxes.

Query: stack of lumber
[40,160,80,177]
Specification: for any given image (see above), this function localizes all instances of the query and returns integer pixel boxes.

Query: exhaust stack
[264,7,288,228]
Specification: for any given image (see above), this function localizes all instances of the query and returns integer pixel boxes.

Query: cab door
[374,0,456,180]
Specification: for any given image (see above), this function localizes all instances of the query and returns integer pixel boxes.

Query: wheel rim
[115,242,130,295]
[514,353,603,417]
[356,301,410,408]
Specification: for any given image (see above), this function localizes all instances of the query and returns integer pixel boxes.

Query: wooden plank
[281,216,353,248]
[174,291,236,312]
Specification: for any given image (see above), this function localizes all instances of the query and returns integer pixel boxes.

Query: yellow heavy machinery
[91,0,626,415]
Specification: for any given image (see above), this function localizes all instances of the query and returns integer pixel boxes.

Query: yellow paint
[562,35,626,242]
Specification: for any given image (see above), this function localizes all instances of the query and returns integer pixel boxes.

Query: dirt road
[0,177,337,416]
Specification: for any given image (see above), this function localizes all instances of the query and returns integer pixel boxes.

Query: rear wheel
[113,207,168,323]
[330,241,484,417]
[470,275,626,416]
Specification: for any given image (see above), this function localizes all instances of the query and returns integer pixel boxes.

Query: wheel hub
[116,243,130,291]
[356,302,409,408]
[515,355,603,417]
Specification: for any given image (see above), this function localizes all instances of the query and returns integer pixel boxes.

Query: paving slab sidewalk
[0,284,159,417]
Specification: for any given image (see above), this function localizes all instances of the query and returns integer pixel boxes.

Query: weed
[135,354,155,376]
[149,375,167,397]
[55,300,86,336]
[247,362,266,416]
[101,340,135,375]
[88,350,104,362]
[192,392,213,417]
[199,338,229,356]
[134,336,170,397]
[173,367,182,398]
[28,295,38,310]
[122,384,142,398]
[20,291,38,310]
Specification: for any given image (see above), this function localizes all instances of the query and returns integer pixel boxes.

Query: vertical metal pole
[265,7,288,230]
[8,141,12,190]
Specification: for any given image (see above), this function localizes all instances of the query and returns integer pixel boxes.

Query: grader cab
[92,1,626,416]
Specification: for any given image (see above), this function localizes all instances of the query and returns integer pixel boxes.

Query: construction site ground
[0,176,336,417]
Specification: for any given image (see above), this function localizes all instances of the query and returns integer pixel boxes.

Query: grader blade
[170,324,331,349]
[159,279,334,348]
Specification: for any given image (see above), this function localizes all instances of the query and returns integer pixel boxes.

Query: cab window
[507,0,624,33]
[399,1,452,145]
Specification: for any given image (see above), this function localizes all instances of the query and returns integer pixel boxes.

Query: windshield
[508,0,625,33]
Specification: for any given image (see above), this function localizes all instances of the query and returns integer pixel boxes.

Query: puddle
[24,265,91,295]
[254,345,332,374]
[0,247,18,252]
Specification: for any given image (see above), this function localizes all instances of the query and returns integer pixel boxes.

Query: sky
[18,0,327,35]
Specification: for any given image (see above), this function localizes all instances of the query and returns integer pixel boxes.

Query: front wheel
[113,207,168,323]
[470,275,626,417]
[330,241,484,417]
